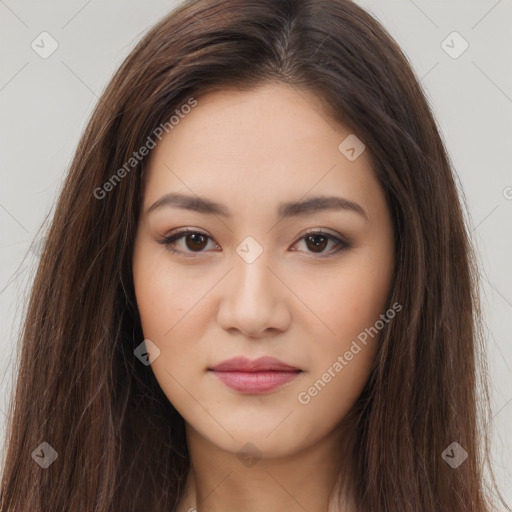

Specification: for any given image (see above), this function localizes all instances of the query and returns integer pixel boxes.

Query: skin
[132,82,395,512]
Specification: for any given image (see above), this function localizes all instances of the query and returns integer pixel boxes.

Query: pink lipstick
[208,356,301,393]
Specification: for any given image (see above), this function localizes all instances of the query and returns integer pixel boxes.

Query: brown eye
[184,233,208,251]
[304,233,329,253]
[293,231,349,257]
[160,229,350,258]
[160,229,217,255]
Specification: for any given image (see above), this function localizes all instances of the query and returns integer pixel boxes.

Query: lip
[208,356,302,393]
[209,356,300,372]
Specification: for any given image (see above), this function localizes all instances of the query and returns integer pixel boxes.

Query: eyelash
[158,228,351,258]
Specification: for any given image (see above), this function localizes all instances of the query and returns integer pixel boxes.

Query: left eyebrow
[278,195,368,221]
[146,192,369,221]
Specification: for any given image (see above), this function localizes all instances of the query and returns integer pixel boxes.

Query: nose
[217,249,291,339]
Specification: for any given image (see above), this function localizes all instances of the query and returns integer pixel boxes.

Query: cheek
[308,256,393,345]
[296,250,393,410]
[132,248,213,404]
[133,272,175,342]
[133,248,204,342]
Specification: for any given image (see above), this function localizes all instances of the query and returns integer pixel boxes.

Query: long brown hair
[1,0,508,510]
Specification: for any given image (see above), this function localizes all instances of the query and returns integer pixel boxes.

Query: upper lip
[209,356,300,372]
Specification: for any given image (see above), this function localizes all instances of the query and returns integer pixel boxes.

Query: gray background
[0,0,511,507]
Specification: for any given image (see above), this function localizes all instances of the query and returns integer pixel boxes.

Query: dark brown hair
[1,0,508,510]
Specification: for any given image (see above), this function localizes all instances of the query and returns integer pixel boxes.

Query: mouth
[208,356,302,393]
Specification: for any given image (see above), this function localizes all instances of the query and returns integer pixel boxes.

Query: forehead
[153,83,352,164]
[143,83,383,221]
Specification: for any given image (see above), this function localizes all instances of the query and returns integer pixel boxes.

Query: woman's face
[132,83,395,458]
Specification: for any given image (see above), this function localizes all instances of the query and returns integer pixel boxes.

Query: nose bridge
[217,235,287,336]
[232,236,274,304]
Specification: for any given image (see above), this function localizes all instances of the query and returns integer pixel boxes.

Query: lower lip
[209,370,301,393]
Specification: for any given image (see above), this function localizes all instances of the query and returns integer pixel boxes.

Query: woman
[0,0,507,510]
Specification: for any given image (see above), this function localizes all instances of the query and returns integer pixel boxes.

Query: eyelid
[158,227,351,257]
[160,227,218,257]
[294,228,351,257]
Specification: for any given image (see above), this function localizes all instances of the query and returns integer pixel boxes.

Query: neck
[175,421,356,512]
